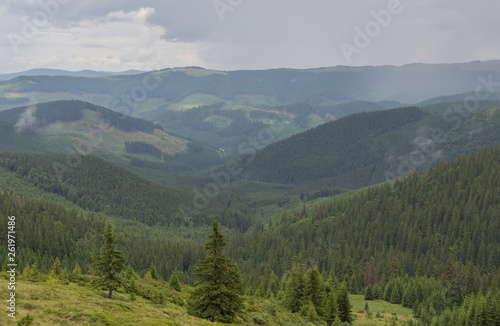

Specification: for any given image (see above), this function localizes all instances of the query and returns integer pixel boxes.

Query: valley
[0,62,499,325]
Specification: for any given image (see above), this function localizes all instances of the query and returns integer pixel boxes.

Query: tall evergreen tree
[92,222,126,299]
[146,263,160,280]
[50,257,62,278]
[337,286,353,324]
[305,264,326,316]
[284,258,307,313]
[188,220,243,323]
[325,290,340,326]
[169,272,181,292]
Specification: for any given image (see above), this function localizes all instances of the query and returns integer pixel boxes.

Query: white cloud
[1,6,207,72]
[15,105,37,131]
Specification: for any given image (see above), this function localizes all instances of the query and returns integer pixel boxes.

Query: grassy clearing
[0,278,320,326]
[350,295,416,326]
[168,94,223,111]
[0,278,217,326]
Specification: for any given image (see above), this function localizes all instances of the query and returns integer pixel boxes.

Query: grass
[0,277,322,326]
[36,111,188,160]
[0,277,216,326]
[350,295,416,326]
[168,94,223,111]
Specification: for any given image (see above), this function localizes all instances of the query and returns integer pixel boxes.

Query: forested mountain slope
[231,146,500,323]
[0,153,187,225]
[235,145,500,280]
[2,145,498,289]
[0,100,226,174]
[245,106,500,188]
[0,146,497,325]
[0,120,53,153]
[0,100,162,133]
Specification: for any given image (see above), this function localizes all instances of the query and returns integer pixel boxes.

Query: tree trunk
[108,286,113,299]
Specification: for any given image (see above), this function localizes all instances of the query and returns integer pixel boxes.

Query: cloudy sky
[1,0,499,73]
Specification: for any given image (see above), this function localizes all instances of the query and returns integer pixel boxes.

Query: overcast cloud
[1,0,499,73]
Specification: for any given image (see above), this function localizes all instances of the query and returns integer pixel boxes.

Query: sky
[1,0,499,73]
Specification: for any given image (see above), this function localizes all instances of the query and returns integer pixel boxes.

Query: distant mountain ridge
[0,68,144,81]
[1,60,500,113]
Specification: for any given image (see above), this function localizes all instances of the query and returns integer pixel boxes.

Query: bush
[17,313,34,326]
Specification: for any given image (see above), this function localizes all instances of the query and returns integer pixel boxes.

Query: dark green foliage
[0,120,52,153]
[50,257,62,278]
[364,285,374,301]
[92,222,126,299]
[146,263,160,280]
[246,105,500,189]
[283,259,307,313]
[0,100,163,134]
[0,153,185,226]
[159,102,269,149]
[230,146,500,289]
[0,152,255,230]
[0,101,83,128]
[188,220,243,323]
[0,189,207,284]
[70,263,83,283]
[246,106,425,186]
[337,286,353,324]
[325,290,340,326]
[430,290,500,326]
[169,272,181,292]
[23,263,43,282]
[305,264,326,316]
[300,299,319,322]
[125,141,165,159]
[17,313,34,326]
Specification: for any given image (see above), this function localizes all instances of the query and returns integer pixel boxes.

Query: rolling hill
[0,100,226,174]
[0,120,55,153]
[0,152,188,226]
[244,105,500,188]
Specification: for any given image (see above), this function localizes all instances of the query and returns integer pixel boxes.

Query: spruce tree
[325,290,340,326]
[92,222,126,299]
[337,286,353,324]
[306,264,326,316]
[284,258,306,312]
[50,257,62,278]
[169,272,181,292]
[70,262,82,283]
[188,220,243,323]
[365,285,374,301]
[146,263,160,280]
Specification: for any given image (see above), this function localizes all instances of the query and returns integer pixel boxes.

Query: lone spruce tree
[188,220,243,323]
[93,222,126,299]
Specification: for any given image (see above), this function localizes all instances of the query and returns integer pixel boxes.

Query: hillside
[0,100,225,174]
[0,120,54,153]
[0,146,497,325]
[0,153,189,226]
[0,151,289,233]
[245,106,500,188]
[0,277,415,326]
[230,146,500,323]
